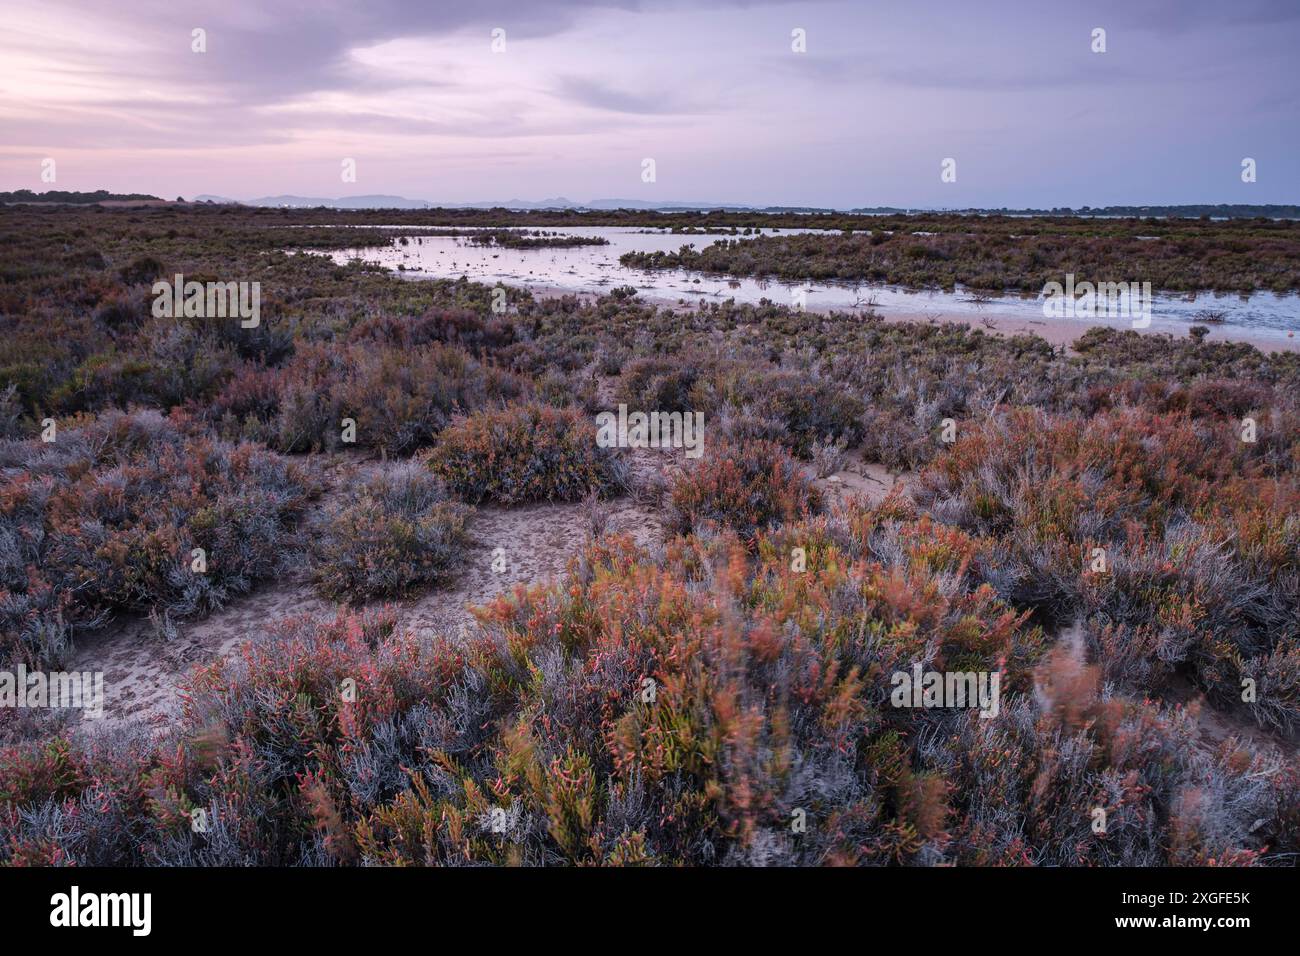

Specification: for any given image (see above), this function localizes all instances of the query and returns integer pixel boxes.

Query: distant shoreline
[5,191,1300,219]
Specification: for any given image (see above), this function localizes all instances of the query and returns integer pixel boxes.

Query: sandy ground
[1162,674,1299,757]
[815,458,915,506]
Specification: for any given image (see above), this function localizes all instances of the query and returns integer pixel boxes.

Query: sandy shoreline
[874,307,1300,353]
[518,281,1300,354]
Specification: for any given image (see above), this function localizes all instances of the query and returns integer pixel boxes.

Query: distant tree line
[0,189,162,204]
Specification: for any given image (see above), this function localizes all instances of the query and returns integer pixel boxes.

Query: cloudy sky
[1,0,1297,207]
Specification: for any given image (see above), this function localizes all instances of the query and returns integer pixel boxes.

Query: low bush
[615,357,700,413]
[667,439,822,540]
[312,464,470,602]
[346,307,517,355]
[426,403,627,505]
[737,369,864,457]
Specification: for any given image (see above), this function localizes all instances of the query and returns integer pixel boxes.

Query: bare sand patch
[1162,674,1300,759]
[804,447,916,508]
[395,491,662,642]
[814,460,915,507]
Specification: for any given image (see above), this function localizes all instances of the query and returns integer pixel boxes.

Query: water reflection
[316,226,1300,342]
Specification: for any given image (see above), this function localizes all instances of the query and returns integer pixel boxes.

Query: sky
[1,0,1297,208]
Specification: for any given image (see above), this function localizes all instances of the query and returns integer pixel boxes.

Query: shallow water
[316,226,1300,343]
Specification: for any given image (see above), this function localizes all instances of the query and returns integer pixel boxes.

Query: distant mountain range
[193,193,773,211]
[190,195,1300,218]
[5,190,1298,219]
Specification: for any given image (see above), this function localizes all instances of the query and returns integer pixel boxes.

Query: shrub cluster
[1,502,1289,866]
[426,403,628,505]
[311,464,470,603]
[0,408,315,667]
[616,358,863,460]
[915,405,1300,730]
[466,229,610,249]
[666,439,822,540]
[210,342,522,456]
